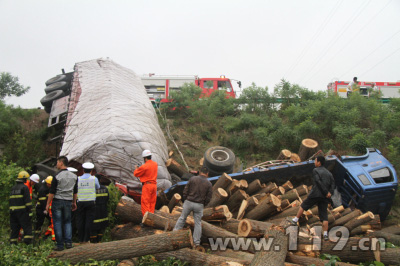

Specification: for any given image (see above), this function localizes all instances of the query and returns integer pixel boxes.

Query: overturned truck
[37,58,172,191]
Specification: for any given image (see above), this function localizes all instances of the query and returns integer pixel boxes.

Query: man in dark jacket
[9,171,33,244]
[35,176,52,238]
[173,166,212,247]
[291,156,335,240]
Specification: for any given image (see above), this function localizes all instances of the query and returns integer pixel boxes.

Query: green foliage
[0,72,30,99]
[350,133,370,155]
[106,183,122,229]
[238,83,275,114]
[359,261,385,266]
[319,253,341,266]
[137,255,188,266]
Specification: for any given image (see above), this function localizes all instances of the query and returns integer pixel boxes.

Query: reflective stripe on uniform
[9,206,26,210]
[10,238,18,242]
[93,217,109,223]
[24,235,33,239]
[26,202,32,206]
[29,213,33,216]
[37,202,40,205]
[38,197,47,200]
[96,193,108,197]
[10,195,24,199]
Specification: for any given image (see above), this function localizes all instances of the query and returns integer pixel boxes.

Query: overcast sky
[1,0,399,109]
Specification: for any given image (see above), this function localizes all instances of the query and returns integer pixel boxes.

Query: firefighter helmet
[45,176,53,184]
[18,171,30,179]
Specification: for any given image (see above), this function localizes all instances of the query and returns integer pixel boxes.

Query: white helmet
[142,150,152,157]
[30,174,40,183]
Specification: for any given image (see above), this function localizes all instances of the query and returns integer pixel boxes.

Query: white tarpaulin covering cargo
[60,58,171,191]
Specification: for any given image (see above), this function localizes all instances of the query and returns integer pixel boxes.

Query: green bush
[350,133,370,154]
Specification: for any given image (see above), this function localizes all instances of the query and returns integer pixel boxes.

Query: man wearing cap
[134,150,158,217]
[36,176,54,239]
[46,156,78,251]
[9,171,33,244]
[76,162,100,244]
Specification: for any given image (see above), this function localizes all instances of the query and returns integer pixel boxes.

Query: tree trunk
[290,153,301,162]
[247,196,259,212]
[213,173,233,192]
[246,179,263,196]
[271,186,286,196]
[332,205,345,213]
[48,229,193,264]
[166,158,187,178]
[159,205,170,213]
[156,189,169,210]
[244,194,281,220]
[202,205,232,222]
[294,185,308,197]
[237,200,248,220]
[168,193,182,212]
[281,181,293,191]
[153,248,250,266]
[142,211,179,231]
[238,179,248,190]
[111,223,164,240]
[258,182,278,194]
[118,258,139,266]
[238,219,275,238]
[280,199,290,210]
[368,230,400,246]
[380,224,400,235]
[329,209,362,228]
[279,189,300,202]
[286,253,358,266]
[217,218,241,234]
[379,247,400,265]
[298,139,319,161]
[226,189,248,213]
[250,225,288,266]
[270,205,302,220]
[227,180,241,196]
[207,188,229,207]
[342,211,374,231]
[115,196,144,224]
[277,149,292,160]
[350,215,381,236]
[211,249,254,263]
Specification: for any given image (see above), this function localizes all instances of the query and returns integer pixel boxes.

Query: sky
[1,0,399,109]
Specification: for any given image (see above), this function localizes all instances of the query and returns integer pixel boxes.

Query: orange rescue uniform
[133,160,158,216]
[24,181,33,199]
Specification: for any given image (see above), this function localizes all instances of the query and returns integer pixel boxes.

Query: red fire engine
[327,80,400,100]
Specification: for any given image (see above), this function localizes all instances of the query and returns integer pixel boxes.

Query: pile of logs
[47,138,400,265]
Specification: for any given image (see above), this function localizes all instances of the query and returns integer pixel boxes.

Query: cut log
[379,247,400,265]
[199,157,204,166]
[350,215,381,236]
[218,218,241,234]
[207,188,229,207]
[111,223,164,240]
[281,181,293,191]
[238,219,275,238]
[271,186,285,196]
[166,158,187,178]
[226,189,248,213]
[368,230,400,246]
[286,253,358,266]
[159,205,170,214]
[142,211,179,231]
[246,179,263,196]
[258,182,277,194]
[380,224,400,235]
[237,200,248,220]
[342,211,374,231]
[329,209,362,228]
[155,189,169,210]
[213,173,233,192]
[115,196,144,224]
[118,258,139,266]
[238,179,248,190]
[294,185,308,197]
[332,205,345,213]
[290,153,301,162]
[250,225,288,266]
[280,199,290,210]
[202,205,232,222]
[211,249,254,263]
[340,207,352,217]
[253,193,267,201]
[244,194,281,220]
[168,193,182,212]
[298,138,319,161]
[154,248,249,266]
[246,196,259,212]
[277,149,292,160]
[227,180,241,196]
[48,229,193,264]
[279,189,300,202]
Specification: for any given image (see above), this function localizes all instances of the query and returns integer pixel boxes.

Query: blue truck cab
[334,148,398,220]
[165,148,398,220]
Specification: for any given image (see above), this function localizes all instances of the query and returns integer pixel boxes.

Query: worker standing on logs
[9,171,33,244]
[134,150,158,218]
[173,166,212,248]
[46,156,78,251]
[290,155,335,241]
[76,162,100,244]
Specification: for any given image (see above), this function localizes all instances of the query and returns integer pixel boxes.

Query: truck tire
[40,90,65,107]
[44,81,70,94]
[44,105,52,114]
[45,74,71,86]
[203,146,235,174]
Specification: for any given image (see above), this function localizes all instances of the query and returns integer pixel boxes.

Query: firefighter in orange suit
[133,149,158,217]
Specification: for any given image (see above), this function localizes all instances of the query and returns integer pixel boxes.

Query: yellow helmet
[18,171,30,179]
[45,176,53,184]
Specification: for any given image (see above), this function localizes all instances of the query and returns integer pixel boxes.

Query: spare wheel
[45,74,71,86]
[40,90,65,107]
[203,146,235,173]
